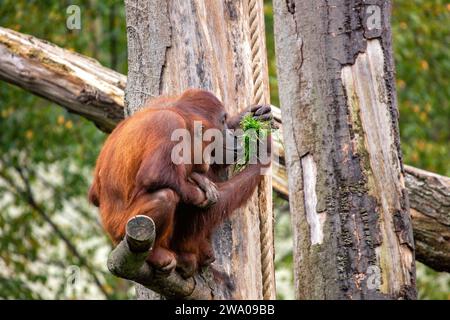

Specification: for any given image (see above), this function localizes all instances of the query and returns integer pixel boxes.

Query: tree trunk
[123,0,274,299]
[0,26,448,273]
[274,0,417,299]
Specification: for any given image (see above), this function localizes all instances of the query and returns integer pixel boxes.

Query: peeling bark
[274,0,417,299]
[301,154,324,245]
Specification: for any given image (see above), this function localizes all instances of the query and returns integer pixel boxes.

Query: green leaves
[234,114,272,171]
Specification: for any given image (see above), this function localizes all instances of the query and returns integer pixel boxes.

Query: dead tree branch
[107,215,231,299]
[0,27,125,132]
[406,166,450,272]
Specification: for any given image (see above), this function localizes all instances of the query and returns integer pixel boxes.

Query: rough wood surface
[124,0,171,116]
[274,0,417,299]
[0,26,448,272]
[406,166,450,272]
[0,27,125,132]
[124,0,273,299]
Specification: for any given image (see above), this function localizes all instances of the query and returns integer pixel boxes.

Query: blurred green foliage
[0,0,448,299]
[392,0,450,177]
[0,0,129,299]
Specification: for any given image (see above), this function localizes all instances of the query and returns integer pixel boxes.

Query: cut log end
[126,215,156,253]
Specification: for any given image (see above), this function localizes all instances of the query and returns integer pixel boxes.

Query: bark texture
[406,166,450,272]
[124,0,274,299]
[0,27,125,132]
[274,0,417,299]
[0,26,448,272]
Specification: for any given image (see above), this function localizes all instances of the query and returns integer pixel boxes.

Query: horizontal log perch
[1,27,449,272]
[107,215,230,299]
[405,166,450,272]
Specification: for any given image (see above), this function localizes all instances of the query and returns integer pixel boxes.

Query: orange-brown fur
[89,89,271,276]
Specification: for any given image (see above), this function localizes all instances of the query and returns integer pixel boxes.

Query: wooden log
[0,27,125,132]
[107,215,225,299]
[406,166,450,272]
